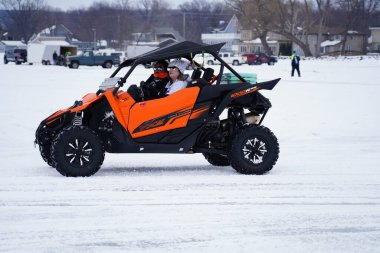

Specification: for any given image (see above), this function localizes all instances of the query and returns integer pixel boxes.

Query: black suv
[4,48,28,65]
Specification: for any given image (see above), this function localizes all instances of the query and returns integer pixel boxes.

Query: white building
[369,27,380,53]
[201,15,241,53]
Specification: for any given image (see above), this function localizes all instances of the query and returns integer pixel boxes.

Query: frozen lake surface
[0,55,380,252]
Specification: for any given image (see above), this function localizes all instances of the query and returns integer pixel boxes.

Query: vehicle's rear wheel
[103,61,112,68]
[232,60,239,66]
[4,57,8,64]
[207,60,214,65]
[203,153,230,166]
[268,61,275,66]
[51,126,105,177]
[229,125,279,175]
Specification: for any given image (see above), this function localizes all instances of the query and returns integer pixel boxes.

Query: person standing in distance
[291,50,301,77]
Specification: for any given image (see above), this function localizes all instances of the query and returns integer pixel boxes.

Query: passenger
[140,60,169,99]
[164,59,189,96]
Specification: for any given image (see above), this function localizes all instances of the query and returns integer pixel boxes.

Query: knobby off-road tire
[51,126,105,177]
[229,125,279,175]
[39,144,55,167]
[203,153,230,166]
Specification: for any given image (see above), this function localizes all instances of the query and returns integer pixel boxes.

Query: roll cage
[97,41,250,96]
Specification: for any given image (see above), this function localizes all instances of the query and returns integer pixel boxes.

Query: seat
[187,68,215,88]
[202,68,214,82]
[191,68,202,80]
[187,78,208,88]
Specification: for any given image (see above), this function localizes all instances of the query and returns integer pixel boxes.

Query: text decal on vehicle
[133,107,192,134]
[230,86,259,99]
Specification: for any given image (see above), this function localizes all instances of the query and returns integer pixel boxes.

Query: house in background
[292,29,367,56]
[29,24,97,51]
[239,30,291,56]
[29,24,73,44]
[131,27,184,44]
[201,15,241,53]
[369,27,380,53]
[127,26,183,58]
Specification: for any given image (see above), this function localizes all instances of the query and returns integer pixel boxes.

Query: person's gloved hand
[148,80,157,88]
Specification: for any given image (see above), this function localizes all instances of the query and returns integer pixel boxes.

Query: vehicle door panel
[128,87,200,138]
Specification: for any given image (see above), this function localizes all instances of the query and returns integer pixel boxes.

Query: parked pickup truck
[203,52,247,66]
[66,51,120,69]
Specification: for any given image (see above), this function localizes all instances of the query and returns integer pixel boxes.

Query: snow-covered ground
[1,55,380,253]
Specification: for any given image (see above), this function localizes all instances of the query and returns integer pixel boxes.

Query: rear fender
[212,78,280,120]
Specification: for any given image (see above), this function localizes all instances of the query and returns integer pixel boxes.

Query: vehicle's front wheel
[229,125,279,175]
[268,61,275,66]
[51,126,105,177]
[39,144,55,167]
[70,62,79,69]
[4,57,8,64]
[203,153,230,166]
[232,60,239,66]
[207,60,214,65]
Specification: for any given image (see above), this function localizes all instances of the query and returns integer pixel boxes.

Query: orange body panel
[45,87,200,139]
[128,87,200,138]
[71,93,104,112]
[47,92,104,120]
[46,90,135,128]
[189,106,209,120]
[103,90,136,129]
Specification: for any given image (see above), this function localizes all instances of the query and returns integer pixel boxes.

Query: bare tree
[0,0,48,42]
[315,0,331,57]
[180,0,232,42]
[334,0,380,55]
[228,0,276,55]
[114,0,133,49]
[270,0,313,56]
[135,0,169,43]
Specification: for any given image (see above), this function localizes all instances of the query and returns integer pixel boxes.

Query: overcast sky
[46,0,196,11]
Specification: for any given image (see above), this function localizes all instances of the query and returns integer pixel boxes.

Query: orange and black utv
[35,41,280,177]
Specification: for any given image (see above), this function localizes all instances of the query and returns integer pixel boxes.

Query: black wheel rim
[64,138,93,168]
[242,137,268,165]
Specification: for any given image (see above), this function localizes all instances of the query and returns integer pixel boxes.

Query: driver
[140,60,170,99]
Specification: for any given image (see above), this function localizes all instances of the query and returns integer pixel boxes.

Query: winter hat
[168,59,189,74]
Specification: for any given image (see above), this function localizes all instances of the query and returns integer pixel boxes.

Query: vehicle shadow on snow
[96,165,236,176]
